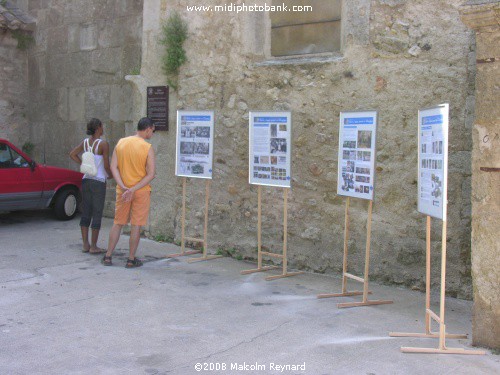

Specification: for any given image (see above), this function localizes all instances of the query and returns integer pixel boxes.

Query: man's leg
[105,223,123,258]
[129,225,141,260]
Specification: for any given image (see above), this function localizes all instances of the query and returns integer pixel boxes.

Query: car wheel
[54,189,78,220]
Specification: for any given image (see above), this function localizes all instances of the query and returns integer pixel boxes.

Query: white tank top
[83,138,108,183]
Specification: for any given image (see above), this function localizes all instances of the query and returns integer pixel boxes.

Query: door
[0,142,44,211]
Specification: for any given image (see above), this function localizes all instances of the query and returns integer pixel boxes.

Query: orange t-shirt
[115,136,152,192]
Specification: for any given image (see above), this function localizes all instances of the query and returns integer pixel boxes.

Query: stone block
[80,23,98,51]
[343,0,371,47]
[57,87,68,121]
[115,0,143,18]
[66,52,94,87]
[47,26,68,55]
[121,43,141,76]
[91,47,122,74]
[92,0,116,20]
[85,85,110,120]
[67,24,80,53]
[45,53,68,89]
[68,87,86,122]
[97,19,125,48]
[46,5,64,27]
[63,0,95,24]
[109,84,133,122]
[28,54,46,89]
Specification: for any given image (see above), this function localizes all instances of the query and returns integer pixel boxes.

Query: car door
[0,142,45,211]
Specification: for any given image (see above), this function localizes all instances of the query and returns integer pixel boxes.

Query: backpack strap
[83,138,90,153]
[93,139,102,154]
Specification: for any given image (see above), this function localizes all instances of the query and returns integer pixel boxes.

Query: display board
[417,104,449,220]
[175,110,214,179]
[249,111,292,188]
[337,111,378,200]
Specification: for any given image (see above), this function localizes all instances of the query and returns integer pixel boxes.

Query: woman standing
[70,118,112,254]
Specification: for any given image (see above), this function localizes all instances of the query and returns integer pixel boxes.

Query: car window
[0,144,29,168]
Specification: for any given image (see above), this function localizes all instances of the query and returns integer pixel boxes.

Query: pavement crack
[206,320,292,359]
[166,320,292,373]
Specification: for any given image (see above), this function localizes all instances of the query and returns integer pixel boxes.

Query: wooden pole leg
[401,347,486,355]
[318,199,392,307]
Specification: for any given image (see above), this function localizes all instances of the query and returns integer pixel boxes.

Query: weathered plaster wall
[461,0,500,350]
[25,0,143,215]
[138,0,476,298]
[0,30,29,146]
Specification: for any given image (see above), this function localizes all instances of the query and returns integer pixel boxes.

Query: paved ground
[0,211,498,375]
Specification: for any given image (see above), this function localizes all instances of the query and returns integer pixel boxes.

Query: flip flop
[89,248,106,254]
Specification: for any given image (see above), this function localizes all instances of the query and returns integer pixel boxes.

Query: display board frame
[337,111,378,201]
[249,111,292,188]
[417,104,449,220]
[175,110,215,180]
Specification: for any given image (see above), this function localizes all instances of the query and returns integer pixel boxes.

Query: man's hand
[121,188,134,202]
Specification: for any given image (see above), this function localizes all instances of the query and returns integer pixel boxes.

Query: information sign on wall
[147,86,169,131]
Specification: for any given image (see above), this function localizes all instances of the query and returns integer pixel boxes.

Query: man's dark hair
[86,118,102,135]
[137,117,155,131]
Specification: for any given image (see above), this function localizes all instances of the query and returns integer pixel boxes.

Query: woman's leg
[89,180,107,253]
[79,179,92,252]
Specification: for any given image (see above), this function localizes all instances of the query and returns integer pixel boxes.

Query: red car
[0,139,83,220]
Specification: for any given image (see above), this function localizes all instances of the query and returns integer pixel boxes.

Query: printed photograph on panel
[180,142,195,155]
[195,126,211,138]
[357,130,372,149]
[270,138,287,154]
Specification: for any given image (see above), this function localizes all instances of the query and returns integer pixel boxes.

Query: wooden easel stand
[390,216,485,355]
[317,197,393,308]
[241,186,303,281]
[166,177,222,263]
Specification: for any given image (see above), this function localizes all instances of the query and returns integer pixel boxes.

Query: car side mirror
[29,160,36,171]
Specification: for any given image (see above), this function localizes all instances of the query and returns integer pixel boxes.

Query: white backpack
[80,138,101,176]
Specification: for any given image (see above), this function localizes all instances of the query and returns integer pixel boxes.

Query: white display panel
[417,104,449,220]
[337,111,378,201]
[249,112,292,188]
[175,110,214,179]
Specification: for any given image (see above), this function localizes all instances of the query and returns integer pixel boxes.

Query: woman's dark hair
[86,118,102,135]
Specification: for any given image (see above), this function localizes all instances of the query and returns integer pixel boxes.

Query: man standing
[102,117,156,268]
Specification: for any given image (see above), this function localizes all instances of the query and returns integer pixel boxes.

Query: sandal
[125,258,143,268]
[101,255,112,266]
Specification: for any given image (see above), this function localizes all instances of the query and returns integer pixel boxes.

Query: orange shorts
[114,189,151,226]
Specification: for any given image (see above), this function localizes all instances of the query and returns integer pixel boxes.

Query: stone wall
[137,0,476,298]
[0,30,29,146]
[24,0,143,215]
[461,0,500,350]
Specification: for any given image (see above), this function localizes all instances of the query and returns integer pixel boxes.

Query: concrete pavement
[0,211,498,374]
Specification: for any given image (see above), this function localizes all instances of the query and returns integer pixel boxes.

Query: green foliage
[235,254,243,261]
[159,11,188,89]
[154,234,174,243]
[11,30,34,50]
[129,66,141,75]
[22,141,34,157]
